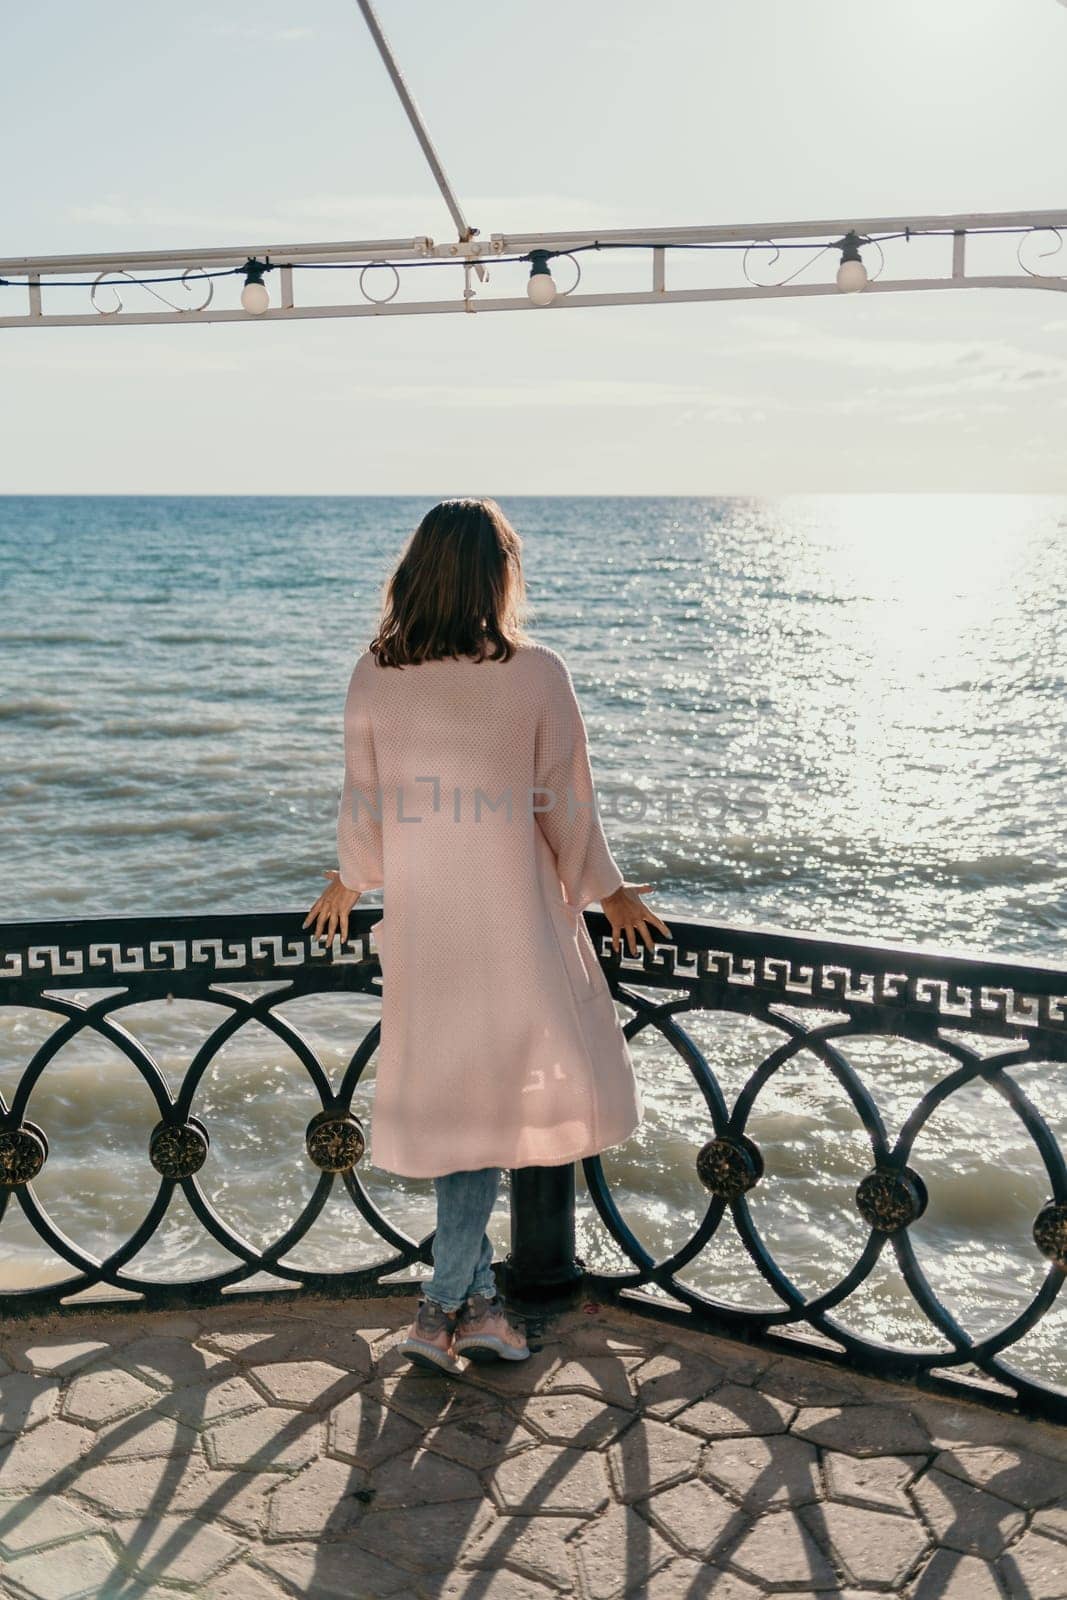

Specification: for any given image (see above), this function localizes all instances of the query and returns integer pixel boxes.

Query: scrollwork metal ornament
[90,267,215,316]
[148,1117,210,1179]
[741,235,885,290]
[306,1108,366,1173]
[696,1132,764,1200]
[1017,226,1064,281]
[855,1165,928,1233]
[0,1122,49,1187]
[1033,1199,1067,1270]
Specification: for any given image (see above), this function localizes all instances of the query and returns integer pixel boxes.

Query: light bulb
[835,259,868,294]
[527,273,557,306]
[241,280,270,315]
[526,250,557,306]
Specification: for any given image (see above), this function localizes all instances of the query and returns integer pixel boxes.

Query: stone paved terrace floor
[1,1294,1066,1599]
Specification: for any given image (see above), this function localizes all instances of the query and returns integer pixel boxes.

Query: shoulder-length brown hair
[369,498,531,667]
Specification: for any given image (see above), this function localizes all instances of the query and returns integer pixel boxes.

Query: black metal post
[501,1163,586,1305]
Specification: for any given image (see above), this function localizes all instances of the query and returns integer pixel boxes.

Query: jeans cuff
[422,1291,463,1313]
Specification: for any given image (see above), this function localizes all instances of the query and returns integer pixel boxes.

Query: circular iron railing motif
[1033,1200,1067,1271]
[696,1132,764,1200]
[0,1122,48,1187]
[855,1165,929,1233]
[306,1108,366,1172]
[149,1117,210,1179]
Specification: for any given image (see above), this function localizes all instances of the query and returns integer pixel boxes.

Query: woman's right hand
[303,868,361,945]
[600,882,672,957]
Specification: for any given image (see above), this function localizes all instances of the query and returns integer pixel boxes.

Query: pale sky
[2,0,1066,493]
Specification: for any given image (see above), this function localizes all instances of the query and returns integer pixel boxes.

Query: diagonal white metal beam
[353,0,483,275]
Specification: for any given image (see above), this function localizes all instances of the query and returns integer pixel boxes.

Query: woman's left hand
[303,869,361,945]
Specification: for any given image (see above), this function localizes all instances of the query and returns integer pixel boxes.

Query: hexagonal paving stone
[230,1318,375,1382]
[200,1559,293,1600]
[91,1410,201,1460]
[248,1358,360,1409]
[349,1498,500,1574]
[755,1355,873,1410]
[680,1336,771,1386]
[118,1334,233,1389]
[328,1387,425,1468]
[205,1406,323,1471]
[61,1364,158,1428]
[176,1466,275,1538]
[448,1345,565,1397]
[112,1513,242,1587]
[792,1402,931,1457]
[423,1406,539,1470]
[728,1509,839,1591]
[521,1391,634,1451]
[197,1319,312,1362]
[910,1465,1025,1558]
[997,1530,1067,1598]
[271,1320,380,1377]
[254,1538,412,1599]
[673,1383,795,1439]
[0,1493,100,1555]
[364,1372,491,1429]
[823,1450,926,1514]
[1033,1505,1067,1544]
[15,1343,108,1378]
[640,1475,742,1560]
[268,1455,373,1539]
[464,1510,587,1590]
[0,1419,95,1493]
[703,1432,821,1509]
[932,1444,1067,1508]
[69,1454,215,1519]
[569,1500,677,1598]
[154,1372,265,1428]
[542,1355,638,1411]
[909,1549,1005,1600]
[630,1344,726,1419]
[803,1500,930,1587]
[0,1373,61,1438]
[910,1396,1048,1452]
[488,1442,611,1516]
[0,1532,124,1600]
[367,1444,483,1509]
[606,1416,705,1503]
[639,1564,764,1600]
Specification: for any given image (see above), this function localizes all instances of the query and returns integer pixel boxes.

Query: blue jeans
[422,1166,501,1312]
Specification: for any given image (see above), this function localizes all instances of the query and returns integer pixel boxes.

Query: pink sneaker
[452,1291,530,1363]
[398,1295,462,1374]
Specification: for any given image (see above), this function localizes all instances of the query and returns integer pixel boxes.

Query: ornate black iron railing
[2,909,1066,1420]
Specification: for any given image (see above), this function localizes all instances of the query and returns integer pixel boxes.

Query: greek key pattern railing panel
[2,909,1066,1420]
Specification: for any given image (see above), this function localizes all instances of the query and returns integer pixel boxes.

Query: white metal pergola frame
[2,0,1064,332]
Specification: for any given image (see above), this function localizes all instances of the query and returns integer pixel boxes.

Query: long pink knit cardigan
[336,639,644,1178]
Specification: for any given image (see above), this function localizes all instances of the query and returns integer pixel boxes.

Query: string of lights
[0,222,1062,318]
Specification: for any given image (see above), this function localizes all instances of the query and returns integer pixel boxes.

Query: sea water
[1,494,1065,1386]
